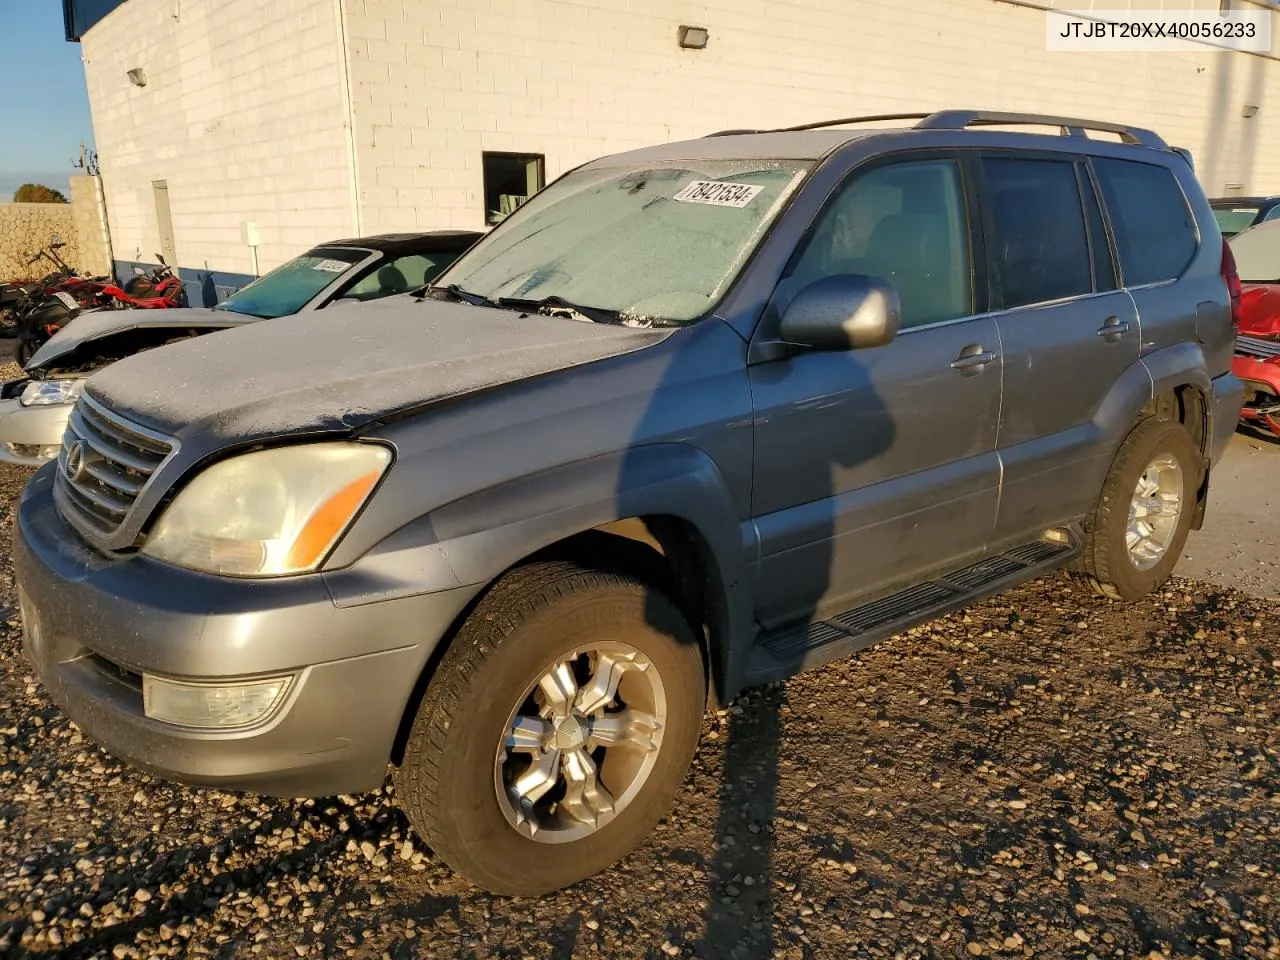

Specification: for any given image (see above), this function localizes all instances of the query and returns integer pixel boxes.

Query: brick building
[66,0,1280,300]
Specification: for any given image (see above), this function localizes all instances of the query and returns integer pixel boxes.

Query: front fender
[324,443,757,702]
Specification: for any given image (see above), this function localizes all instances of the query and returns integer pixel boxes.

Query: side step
[744,538,1076,685]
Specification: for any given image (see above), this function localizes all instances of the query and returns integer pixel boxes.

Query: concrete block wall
[79,0,357,280]
[0,204,79,283]
[342,0,1280,234]
[68,175,113,278]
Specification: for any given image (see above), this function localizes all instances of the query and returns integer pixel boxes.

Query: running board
[744,538,1077,685]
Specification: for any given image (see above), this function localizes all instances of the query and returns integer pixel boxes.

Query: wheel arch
[385,445,754,765]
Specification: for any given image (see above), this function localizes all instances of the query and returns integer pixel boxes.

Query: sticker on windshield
[312,259,349,273]
[672,180,765,208]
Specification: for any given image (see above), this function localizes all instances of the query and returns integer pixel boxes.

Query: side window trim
[766,148,983,332]
[1078,159,1120,292]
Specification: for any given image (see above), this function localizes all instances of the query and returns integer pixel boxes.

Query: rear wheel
[1078,417,1200,600]
[394,561,705,895]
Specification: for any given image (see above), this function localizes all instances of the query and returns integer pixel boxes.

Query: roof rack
[704,109,1167,149]
[704,113,933,138]
[913,110,1167,148]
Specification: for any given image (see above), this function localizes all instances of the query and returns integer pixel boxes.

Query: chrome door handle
[951,349,996,373]
[1097,316,1130,342]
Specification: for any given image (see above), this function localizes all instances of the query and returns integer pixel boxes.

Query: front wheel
[1078,417,1200,601]
[394,561,705,896]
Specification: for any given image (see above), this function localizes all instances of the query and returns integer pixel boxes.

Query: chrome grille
[1235,334,1280,360]
[55,395,173,537]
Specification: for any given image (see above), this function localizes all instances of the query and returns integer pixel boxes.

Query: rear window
[1094,159,1197,286]
[1214,205,1261,236]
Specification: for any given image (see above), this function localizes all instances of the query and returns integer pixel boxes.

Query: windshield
[440,160,812,324]
[1213,205,1260,237]
[1229,224,1280,283]
[215,248,367,319]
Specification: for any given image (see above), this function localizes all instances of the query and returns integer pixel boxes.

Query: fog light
[5,442,62,461]
[142,674,291,728]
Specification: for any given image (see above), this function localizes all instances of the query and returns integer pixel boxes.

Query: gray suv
[16,110,1244,895]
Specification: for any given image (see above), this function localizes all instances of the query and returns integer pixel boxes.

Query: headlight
[20,379,83,406]
[141,442,392,576]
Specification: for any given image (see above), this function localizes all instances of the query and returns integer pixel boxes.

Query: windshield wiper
[497,295,623,325]
[422,283,498,307]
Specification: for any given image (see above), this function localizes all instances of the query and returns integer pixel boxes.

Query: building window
[483,152,545,225]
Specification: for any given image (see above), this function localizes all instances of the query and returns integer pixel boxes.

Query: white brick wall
[343,0,1280,233]
[81,0,356,276]
[81,0,1280,272]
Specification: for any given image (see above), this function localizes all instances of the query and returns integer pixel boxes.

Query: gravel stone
[0,411,1275,960]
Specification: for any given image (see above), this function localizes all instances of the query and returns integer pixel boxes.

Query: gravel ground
[0,416,1278,958]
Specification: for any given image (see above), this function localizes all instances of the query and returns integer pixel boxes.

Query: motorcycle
[0,239,85,330]
[10,254,186,365]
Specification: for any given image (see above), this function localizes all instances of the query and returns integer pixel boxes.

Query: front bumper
[15,466,478,797]
[0,395,72,466]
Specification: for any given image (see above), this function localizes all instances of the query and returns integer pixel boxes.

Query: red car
[1229,219,1280,435]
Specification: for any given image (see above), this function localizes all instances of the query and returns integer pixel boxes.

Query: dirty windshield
[440,160,812,324]
[214,248,367,319]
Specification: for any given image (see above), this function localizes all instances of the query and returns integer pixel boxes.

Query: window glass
[483,153,546,226]
[446,159,811,324]
[214,248,365,319]
[1262,205,1280,223]
[782,159,972,328]
[982,157,1092,309]
[1094,158,1197,286]
[1214,205,1261,236]
[342,252,460,301]
[1227,224,1280,283]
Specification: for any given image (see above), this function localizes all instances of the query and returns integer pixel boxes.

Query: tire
[1077,417,1200,601]
[394,560,705,896]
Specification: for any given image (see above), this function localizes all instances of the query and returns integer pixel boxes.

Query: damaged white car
[0,231,480,465]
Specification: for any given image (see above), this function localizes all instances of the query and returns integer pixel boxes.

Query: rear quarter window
[1093,158,1197,286]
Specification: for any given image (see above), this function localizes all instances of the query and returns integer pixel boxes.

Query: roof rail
[777,113,934,133]
[704,113,934,138]
[914,110,1167,148]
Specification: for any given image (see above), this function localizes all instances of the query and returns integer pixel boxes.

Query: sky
[0,3,95,199]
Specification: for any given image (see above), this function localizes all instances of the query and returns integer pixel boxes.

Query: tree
[13,184,68,204]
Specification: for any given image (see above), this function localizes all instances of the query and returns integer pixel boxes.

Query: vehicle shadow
[621,312,894,957]
[1236,420,1280,446]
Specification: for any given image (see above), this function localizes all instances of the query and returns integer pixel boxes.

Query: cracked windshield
[441,160,811,324]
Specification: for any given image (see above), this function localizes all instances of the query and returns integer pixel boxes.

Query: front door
[749,155,1002,631]
[976,153,1142,546]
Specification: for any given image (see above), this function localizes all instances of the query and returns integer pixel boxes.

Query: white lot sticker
[53,291,78,311]
[673,180,765,208]
[312,259,349,273]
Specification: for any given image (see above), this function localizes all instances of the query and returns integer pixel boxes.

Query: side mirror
[133,266,145,276]
[778,274,901,351]
[156,253,166,265]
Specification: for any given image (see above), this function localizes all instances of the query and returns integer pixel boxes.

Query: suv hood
[27,305,259,371]
[85,295,672,444]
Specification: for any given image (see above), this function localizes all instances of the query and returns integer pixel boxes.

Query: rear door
[1091,158,1202,358]
[749,153,1002,630]
[980,152,1142,546]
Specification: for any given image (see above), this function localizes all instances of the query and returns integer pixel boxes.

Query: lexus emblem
[64,440,88,482]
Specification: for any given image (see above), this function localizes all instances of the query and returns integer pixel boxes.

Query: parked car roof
[320,231,484,257]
